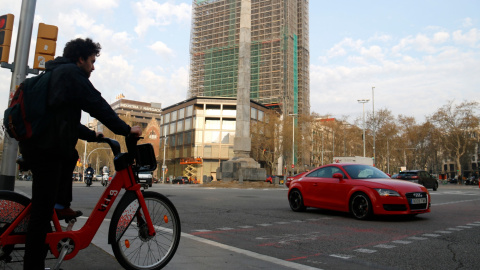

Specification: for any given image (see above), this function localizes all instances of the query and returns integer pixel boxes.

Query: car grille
[405,192,429,210]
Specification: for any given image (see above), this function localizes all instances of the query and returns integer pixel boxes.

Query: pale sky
[1,0,479,124]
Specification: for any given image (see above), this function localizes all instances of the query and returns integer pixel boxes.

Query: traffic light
[0,14,14,63]
[33,23,58,70]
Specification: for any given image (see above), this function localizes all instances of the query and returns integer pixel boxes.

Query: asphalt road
[9,180,480,270]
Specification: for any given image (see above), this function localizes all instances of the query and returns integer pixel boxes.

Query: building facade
[188,0,310,117]
[160,96,269,182]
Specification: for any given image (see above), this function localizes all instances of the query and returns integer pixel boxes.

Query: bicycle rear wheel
[109,191,181,270]
[0,191,31,268]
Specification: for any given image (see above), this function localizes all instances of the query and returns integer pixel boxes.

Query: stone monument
[217,0,266,182]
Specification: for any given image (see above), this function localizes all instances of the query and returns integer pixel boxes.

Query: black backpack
[3,71,52,142]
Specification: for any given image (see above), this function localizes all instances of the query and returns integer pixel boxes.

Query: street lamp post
[162,136,168,184]
[357,99,370,157]
[288,114,297,176]
[372,86,375,165]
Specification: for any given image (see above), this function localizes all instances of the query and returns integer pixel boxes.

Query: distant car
[390,174,399,179]
[286,172,308,188]
[138,172,153,187]
[288,163,431,220]
[172,176,190,184]
[72,172,82,182]
[95,174,102,181]
[396,170,438,191]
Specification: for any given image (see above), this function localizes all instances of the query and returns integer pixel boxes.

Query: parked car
[390,174,399,179]
[95,174,103,181]
[396,170,438,191]
[288,163,431,220]
[172,176,190,184]
[138,172,153,187]
[286,172,308,188]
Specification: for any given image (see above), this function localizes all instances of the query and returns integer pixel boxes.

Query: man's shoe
[55,208,83,220]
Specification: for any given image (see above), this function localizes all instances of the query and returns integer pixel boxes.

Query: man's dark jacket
[21,57,131,156]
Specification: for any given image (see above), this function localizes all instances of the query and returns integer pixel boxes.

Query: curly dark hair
[63,38,101,62]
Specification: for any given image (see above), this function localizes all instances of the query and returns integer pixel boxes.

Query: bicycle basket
[134,143,157,172]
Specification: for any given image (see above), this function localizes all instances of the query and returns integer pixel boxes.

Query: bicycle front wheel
[109,191,181,270]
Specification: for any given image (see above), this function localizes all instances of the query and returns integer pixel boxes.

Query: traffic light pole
[0,0,37,191]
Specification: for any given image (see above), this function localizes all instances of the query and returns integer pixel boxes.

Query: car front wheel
[289,189,306,212]
[350,193,372,220]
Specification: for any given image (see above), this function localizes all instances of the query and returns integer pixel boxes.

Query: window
[179,108,185,119]
[177,120,184,132]
[251,107,257,120]
[164,113,170,123]
[221,132,234,144]
[204,131,220,143]
[195,131,203,143]
[186,105,193,117]
[171,111,177,121]
[258,110,264,121]
[169,123,175,134]
[185,118,192,130]
[205,119,221,129]
[222,119,235,130]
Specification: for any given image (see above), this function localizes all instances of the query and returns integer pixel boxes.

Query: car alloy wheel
[289,189,306,212]
[350,193,372,220]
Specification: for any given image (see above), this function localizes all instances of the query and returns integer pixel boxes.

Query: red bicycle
[0,136,181,269]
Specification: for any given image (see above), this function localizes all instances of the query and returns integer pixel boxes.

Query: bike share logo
[99,190,119,211]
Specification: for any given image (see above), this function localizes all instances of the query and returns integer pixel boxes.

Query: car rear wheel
[288,189,306,212]
[350,193,372,220]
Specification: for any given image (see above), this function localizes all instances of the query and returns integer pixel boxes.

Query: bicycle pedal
[64,217,77,223]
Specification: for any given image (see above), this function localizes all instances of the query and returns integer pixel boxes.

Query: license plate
[410,198,426,204]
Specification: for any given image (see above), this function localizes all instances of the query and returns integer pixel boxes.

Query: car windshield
[343,165,390,179]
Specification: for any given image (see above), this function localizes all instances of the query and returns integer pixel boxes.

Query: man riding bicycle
[19,37,141,270]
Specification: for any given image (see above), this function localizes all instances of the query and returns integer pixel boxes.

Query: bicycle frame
[0,162,156,261]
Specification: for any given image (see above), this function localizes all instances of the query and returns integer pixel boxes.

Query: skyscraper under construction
[188,0,310,116]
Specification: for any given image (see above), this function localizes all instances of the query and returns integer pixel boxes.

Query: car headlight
[375,189,401,197]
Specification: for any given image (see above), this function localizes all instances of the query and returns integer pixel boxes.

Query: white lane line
[392,240,412,244]
[374,244,396,249]
[355,249,377,254]
[193,229,212,232]
[432,198,480,206]
[330,254,353,259]
[218,227,234,231]
[238,225,254,229]
[408,236,428,240]
[457,226,472,229]
[447,228,463,231]
[435,231,453,234]
[181,232,322,270]
[257,223,273,227]
[422,234,441,237]
[467,223,480,226]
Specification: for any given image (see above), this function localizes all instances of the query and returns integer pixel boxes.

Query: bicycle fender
[108,190,138,245]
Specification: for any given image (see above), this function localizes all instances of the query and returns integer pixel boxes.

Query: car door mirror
[333,173,344,181]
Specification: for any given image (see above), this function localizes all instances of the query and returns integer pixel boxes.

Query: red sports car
[288,163,431,220]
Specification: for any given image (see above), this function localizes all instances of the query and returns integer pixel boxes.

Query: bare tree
[429,100,480,178]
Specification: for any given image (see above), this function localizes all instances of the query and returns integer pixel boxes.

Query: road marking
[374,244,396,249]
[193,229,212,232]
[238,225,254,229]
[432,198,480,206]
[422,234,441,237]
[218,227,234,230]
[355,249,377,254]
[330,254,353,259]
[392,240,412,244]
[181,232,322,270]
[467,223,480,226]
[408,236,428,240]
[447,228,463,231]
[435,231,453,234]
[457,225,472,229]
[257,223,273,227]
